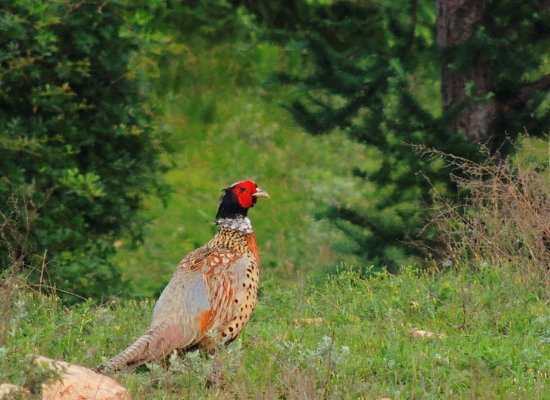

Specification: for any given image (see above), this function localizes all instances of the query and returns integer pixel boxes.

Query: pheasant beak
[252,188,270,199]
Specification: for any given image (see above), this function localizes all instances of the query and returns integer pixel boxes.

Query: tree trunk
[436,0,496,142]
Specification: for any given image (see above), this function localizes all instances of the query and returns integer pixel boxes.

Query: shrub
[427,137,550,289]
[0,0,170,300]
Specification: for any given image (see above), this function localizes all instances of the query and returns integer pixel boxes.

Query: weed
[425,137,550,293]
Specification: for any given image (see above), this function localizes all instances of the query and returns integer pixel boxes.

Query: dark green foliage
[478,1,550,148]
[229,0,320,30]
[0,0,170,300]
[260,0,550,269]
[260,0,474,269]
[132,0,247,42]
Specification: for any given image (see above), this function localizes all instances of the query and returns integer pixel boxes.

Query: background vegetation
[0,0,172,300]
[2,0,550,398]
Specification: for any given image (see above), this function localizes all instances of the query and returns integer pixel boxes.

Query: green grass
[2,266,550,399]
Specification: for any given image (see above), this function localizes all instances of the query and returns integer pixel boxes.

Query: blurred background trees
[0,0,171,300]
[240,0,550,269]
[2,0,550,300]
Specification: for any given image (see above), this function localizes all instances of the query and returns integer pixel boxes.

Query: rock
[410,328,445,339]
[36,356,132,400]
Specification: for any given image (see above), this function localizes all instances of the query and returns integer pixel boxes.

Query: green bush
[0,0,170,300]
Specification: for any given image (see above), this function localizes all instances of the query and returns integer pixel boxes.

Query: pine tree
[437,0,550,147]
[259,0,550,269]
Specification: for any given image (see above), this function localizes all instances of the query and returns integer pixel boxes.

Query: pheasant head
[215,180,269,221]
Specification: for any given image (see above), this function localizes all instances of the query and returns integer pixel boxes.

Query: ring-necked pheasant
[95,180,269,374]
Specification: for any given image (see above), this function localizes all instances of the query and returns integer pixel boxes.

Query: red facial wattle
[232,180,258,209]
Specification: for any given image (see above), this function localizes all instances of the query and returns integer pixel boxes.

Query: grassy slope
[2,267,550,399]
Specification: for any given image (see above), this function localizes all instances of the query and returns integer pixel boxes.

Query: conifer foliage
[261,0,550,269]
[437,0,550,145]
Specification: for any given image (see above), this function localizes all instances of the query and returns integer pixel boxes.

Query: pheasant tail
[94,323,185,373]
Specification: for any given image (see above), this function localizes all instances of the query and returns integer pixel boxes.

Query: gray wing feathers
[95,270,210,374]
[152,269,210,326]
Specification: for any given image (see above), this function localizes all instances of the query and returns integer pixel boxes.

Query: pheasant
[95,180,269,374]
